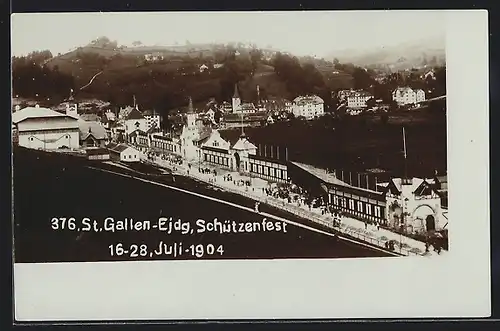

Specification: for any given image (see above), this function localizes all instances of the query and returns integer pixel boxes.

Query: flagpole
[403,126,407,180]
[366,174,369,189]
[349,172,352,185]
[375,176,378,192]
[357,173,361,188]
[277,146,280,160]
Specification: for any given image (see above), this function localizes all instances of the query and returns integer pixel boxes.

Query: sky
[11,11,446,58]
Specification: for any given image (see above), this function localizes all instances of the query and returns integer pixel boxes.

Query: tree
[366,97,376,109]
[132,41,143,47]
[333,58,340,65]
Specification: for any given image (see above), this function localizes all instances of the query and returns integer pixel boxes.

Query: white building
[200,130,257,172]
[142,109,161,131]
[107,143,143,162]
[392,87,426,106]
[124,108,148,135]
[346,90,373,109]
[12,106,80,150]
[292,95,325,120]
[199,64,209,72]
[382,177,442,234]
[232,84,242,113]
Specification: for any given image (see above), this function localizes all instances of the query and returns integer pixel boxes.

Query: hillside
[328,37,446,70]
[15,39,357,113]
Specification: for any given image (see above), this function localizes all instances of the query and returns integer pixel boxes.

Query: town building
[292,95,325,120]
[85,147,110,161]
[381,177,442,234]
[144,53,164,62]
[200,129,289,183]
[200,130,257,172]
[107,143,142,162]
[232,84,242,113]
[78,119,108,148]
[220,112,267,129]
[150,133,180,155]
[392,87,426,106]
[179,98,213,161]
[124,108,148,135]
[12,106,80,150]
[128,129,150,151]
[287,161,444,235]
[142,109,161,131]
[346,90,373,109]
[199,64,209,72]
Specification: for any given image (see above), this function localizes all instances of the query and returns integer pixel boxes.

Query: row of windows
[250,162,287,180]
[331,195,383,218]
[151,140,177,152]
[204,153,230,167]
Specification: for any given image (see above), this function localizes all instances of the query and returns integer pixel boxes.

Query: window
[349,199,355,210]
[258,165,262,174]
[366,204,372,215]
[357,201,363,212]
[270,168,275,177]
[264,167,269,176]
[333,196,339,206]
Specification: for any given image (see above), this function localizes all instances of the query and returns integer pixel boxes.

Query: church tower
[186,96,197,129]
[232,83,241,113]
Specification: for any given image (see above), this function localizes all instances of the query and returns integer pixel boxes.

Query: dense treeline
[12,51,75,99]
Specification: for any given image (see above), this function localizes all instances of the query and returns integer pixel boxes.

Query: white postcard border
[13,10,490,321]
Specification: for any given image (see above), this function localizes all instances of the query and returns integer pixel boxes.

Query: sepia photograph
[11,10,490,321]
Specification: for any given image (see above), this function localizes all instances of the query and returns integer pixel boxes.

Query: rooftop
[78,120,107,140]
[12,107,79,124]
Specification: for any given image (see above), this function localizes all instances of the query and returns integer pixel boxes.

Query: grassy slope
[44,45,354,105]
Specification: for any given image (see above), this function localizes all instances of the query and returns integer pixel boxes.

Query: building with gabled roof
[124,108,148,135]
[392,87,426,106]
[292,95,325,120]
[78,119,108,148]
[107,143,142,162]
[12,106,80,150]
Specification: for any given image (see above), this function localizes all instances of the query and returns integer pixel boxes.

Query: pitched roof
[233,83,240,99]
[293,95,324,105]
[232,136,257,151]
[85,147,110,156]
[291,162,353,188]
[126,108,145,120]
[12,107,78,124]
[79,120,107,140]
[107,143,133,153]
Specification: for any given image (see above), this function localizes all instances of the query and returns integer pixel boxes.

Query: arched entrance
[426,215,436,232]
[233,152,240,171]
[412,204,436,233]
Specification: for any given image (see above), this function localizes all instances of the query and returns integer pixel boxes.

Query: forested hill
[12,37,443,116]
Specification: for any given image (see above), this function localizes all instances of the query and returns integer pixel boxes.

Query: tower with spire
[186,96,197,129]
[232,83,241,113]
